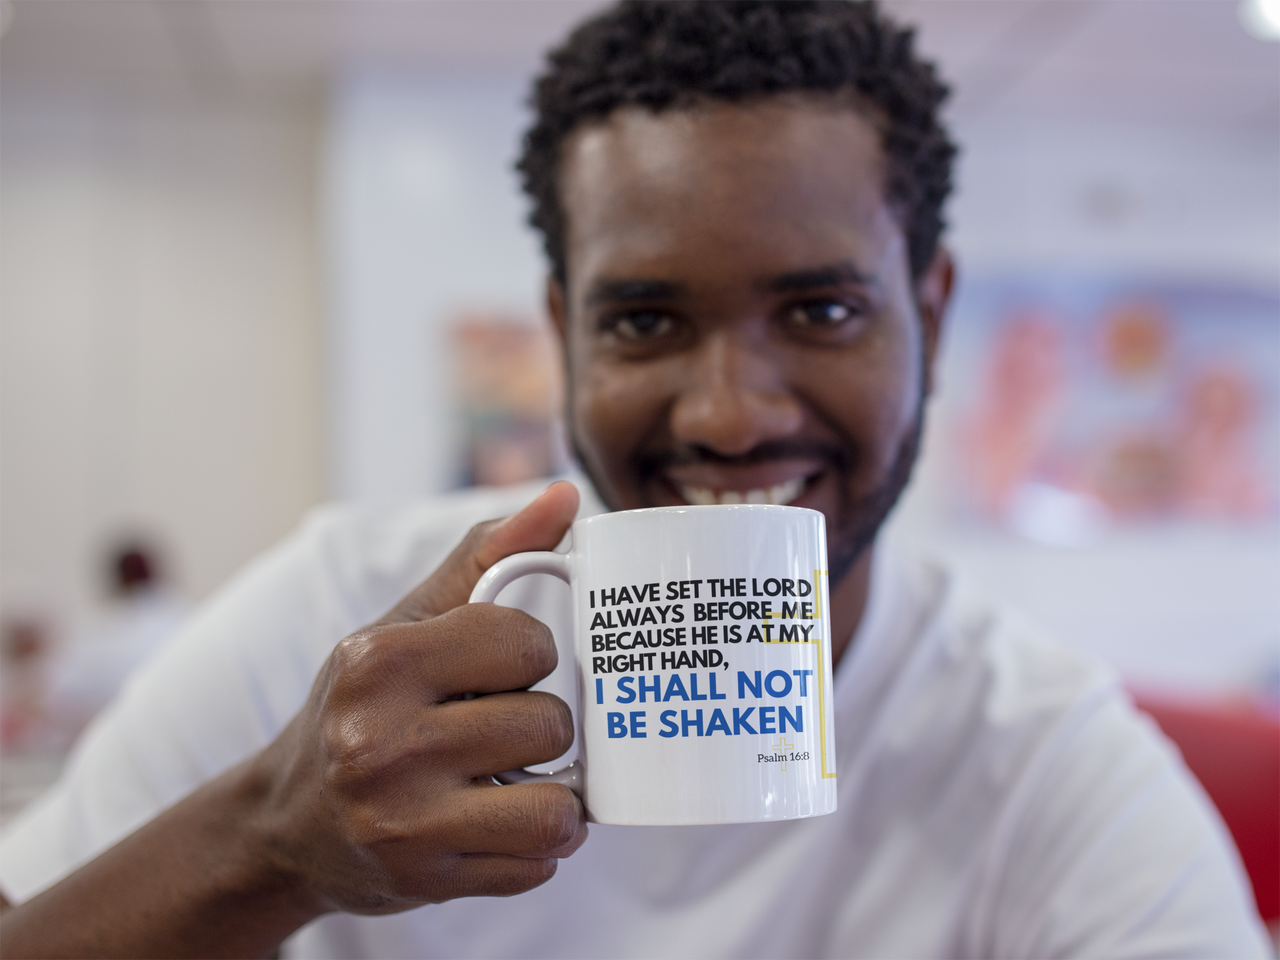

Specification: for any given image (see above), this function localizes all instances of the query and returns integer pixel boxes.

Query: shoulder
[280,479,564,626]
[862,549,1267,956]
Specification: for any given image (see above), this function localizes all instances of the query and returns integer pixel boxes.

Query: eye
[604,310,674,342]
[786,300,857,328]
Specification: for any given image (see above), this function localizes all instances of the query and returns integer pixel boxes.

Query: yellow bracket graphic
[759,570,835,779]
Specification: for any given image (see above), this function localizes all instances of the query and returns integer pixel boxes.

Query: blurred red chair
[1131,690,1280,925]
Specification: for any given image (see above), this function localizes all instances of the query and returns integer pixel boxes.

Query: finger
[470,480,579,572]
[321,688,573,784]
[332,606,561,703]
[431,690,575,774]
[447,853,563,899]
[410,782,587,861]
[381,481,579,624]
[414,852,564,903]
[346,787,585,902]
[354,849,566,908]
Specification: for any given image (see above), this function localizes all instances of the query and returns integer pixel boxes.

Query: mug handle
[468,551,583,795]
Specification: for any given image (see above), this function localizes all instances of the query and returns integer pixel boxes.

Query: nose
[669,331,804,455]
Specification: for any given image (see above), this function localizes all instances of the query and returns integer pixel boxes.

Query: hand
[247,480,587,915]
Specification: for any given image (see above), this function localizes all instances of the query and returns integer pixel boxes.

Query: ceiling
[0,0,1277,131]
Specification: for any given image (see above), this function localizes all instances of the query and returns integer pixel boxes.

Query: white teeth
[680,486,717,505]
[677,478,806,506]
[766,478,805,504]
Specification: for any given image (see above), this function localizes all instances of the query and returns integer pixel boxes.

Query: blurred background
[1,0,1277,901]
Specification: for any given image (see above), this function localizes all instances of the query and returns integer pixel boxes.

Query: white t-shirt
[0,480,1268,958]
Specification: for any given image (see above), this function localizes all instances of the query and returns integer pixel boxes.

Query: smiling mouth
[675,476,807,506]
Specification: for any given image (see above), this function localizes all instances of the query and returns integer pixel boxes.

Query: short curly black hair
[518,0,957,286]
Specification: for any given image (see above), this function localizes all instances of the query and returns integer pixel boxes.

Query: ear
[915,246,955,397]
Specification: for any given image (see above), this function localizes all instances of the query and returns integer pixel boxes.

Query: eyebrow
[584,278,685,306]
[764,261,874,293]
[582,260,873,306]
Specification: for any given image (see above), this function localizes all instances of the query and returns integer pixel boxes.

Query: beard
[569,394,927,592]
[823,402,924,585]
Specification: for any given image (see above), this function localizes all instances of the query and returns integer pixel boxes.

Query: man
[0,2,1267,957]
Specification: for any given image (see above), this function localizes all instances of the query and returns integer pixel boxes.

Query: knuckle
[320,703,450,787]
[327,630,376,684]
[320,711,385,781]
[330,625,438,702]
[319,634,437,780]
[530,785,583,852]
[491,610,558,676]
[523,692,575,754]
[327,628,407,693]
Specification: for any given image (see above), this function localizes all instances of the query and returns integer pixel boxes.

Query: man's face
[550,98,949,582]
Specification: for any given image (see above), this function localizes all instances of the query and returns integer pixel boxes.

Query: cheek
[806,330,921,468]
[571,360,664,462]
[869,335,924,455]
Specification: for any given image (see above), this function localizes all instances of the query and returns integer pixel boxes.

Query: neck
[828,547,873,669]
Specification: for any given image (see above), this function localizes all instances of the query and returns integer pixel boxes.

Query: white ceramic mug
[469,503,837,826]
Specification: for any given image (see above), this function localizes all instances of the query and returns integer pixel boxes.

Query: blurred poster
[451,312,567,488]
[947,275,1279,541]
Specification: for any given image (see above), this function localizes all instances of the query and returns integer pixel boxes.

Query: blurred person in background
[0,2,1269,958]
[42,541,189,749]
[0,617,52,755]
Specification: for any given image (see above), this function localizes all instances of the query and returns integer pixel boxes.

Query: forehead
[557,99,900,287]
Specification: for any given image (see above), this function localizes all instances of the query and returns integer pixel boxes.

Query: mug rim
[574,502,824,528]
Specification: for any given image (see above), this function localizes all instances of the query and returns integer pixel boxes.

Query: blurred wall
[949,118,1280,281]
[884,115,1280,695]
[324,69,545,500]
[0,95,325,630]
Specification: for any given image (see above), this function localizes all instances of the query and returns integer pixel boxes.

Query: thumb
[379,480,580,624]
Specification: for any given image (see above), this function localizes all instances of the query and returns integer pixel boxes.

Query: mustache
[634,439,854,478]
